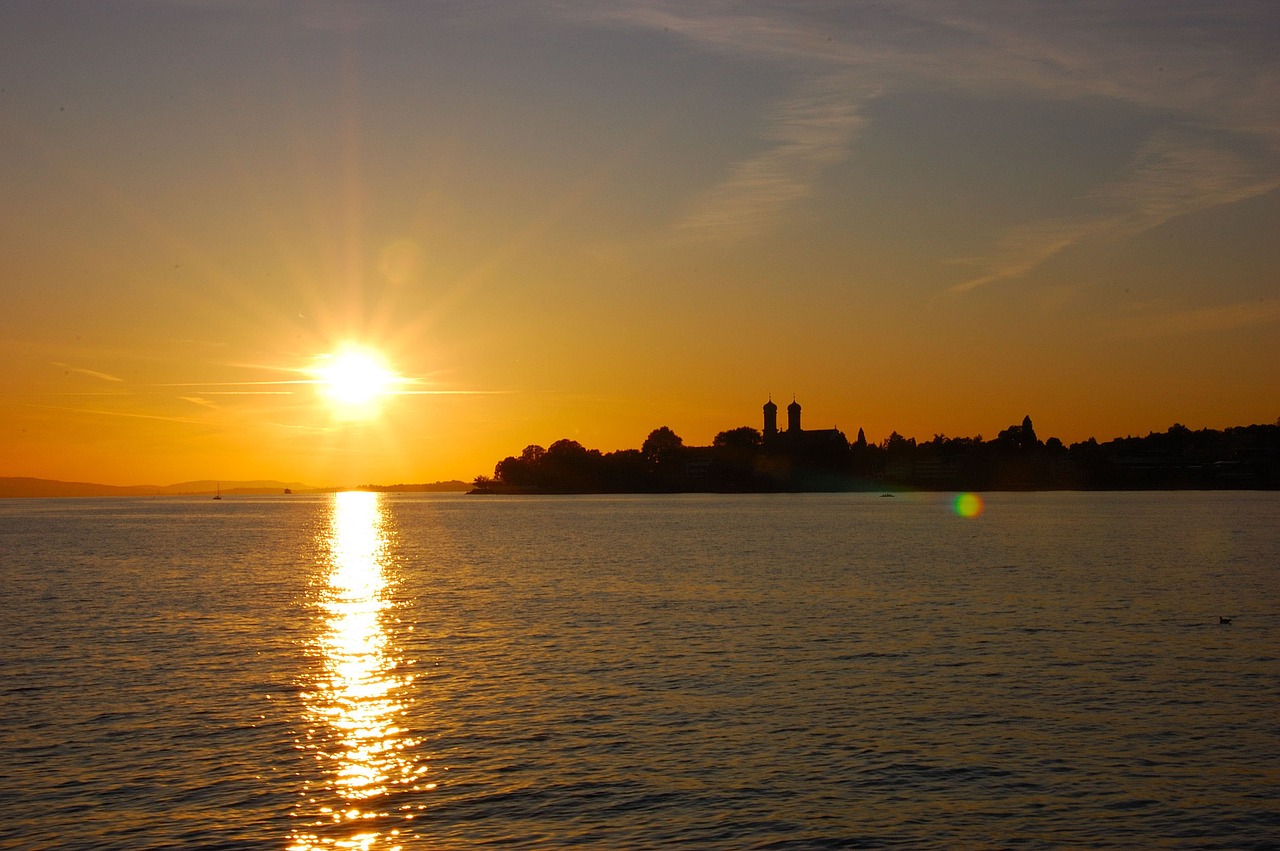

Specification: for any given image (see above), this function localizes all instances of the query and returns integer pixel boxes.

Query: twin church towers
[762,397,802,438]
[761,398,849,454]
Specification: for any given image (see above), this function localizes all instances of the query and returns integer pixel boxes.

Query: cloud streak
[565,2,890,239]
[950,217,1106,293]
[1095,130,1280,226]
[566,1,1280,270]
[952,129,1280,292]
[887,3,1280,291]
[52,363,124,383]
[1109,297,1280,340]
[676,77,867,240]
[22,402,206,425]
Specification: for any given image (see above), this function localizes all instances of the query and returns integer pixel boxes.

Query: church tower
[763,398,778,439]
[787,398,802,433]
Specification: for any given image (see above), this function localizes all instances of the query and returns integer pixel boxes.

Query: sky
[1,1,1277,486]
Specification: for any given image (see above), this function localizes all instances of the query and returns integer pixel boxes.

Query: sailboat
[213,482,222,500]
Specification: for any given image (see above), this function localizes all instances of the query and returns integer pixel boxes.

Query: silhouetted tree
[1018,414,1039,447]
[601,448,649,492]
[705,426,764,491]
[540,439,603,491]
[996,416,1040,451]
[492,456,520,484]
[476,414,1278,494]
[713,426,762,451]
[642,427,684,467]
[883,431,914,452]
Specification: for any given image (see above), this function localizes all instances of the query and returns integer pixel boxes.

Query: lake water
[1,491,1277,849]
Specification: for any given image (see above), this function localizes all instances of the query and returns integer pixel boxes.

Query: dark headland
[471,399,1280,494]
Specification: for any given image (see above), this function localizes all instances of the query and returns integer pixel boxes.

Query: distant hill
[0,477,319,498]
[163,480,319,496]
[0,477,160,498]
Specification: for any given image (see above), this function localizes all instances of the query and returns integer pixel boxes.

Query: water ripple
[0,492,1277,848]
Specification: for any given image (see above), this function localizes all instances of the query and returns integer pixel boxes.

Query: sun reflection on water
[289,491,425,850]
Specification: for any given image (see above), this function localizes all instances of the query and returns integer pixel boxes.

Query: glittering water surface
[1,491,1277,849]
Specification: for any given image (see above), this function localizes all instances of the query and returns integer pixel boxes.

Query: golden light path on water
[290,492,428,851]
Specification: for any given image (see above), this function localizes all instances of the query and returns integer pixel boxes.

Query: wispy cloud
[51,363,124,383]
[908,4,1280,292]
[22,402,206,425]
[186,390,297,396]
[179,396,218,408]
[156,379,505,396]
[562,2,890,240]
[676,77,867,239]
[949,216,1108,293]
[1094,130,1280,227]
[952,129,1280,291]
[565,1,1280,268]
[1109,297,1280,340]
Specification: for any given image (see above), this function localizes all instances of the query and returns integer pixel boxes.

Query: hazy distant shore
[0,478,471,499]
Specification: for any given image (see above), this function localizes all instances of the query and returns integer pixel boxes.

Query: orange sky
[2,3,1277,486]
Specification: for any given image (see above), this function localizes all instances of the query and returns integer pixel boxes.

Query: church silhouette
[762,397,849,456]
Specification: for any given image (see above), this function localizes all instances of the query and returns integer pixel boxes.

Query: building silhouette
[761,397,850,478]
[474,397,1280,494]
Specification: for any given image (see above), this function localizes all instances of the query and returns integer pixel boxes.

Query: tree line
[471,417,1280,493]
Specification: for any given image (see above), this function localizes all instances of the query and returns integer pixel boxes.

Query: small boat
[213,482,222,500]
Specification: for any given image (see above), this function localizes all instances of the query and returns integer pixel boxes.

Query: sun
[311,348,402,415]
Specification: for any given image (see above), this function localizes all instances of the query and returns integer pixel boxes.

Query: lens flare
[954,492,984,518]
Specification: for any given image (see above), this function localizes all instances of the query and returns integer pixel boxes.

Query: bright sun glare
[312,348,401,414]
